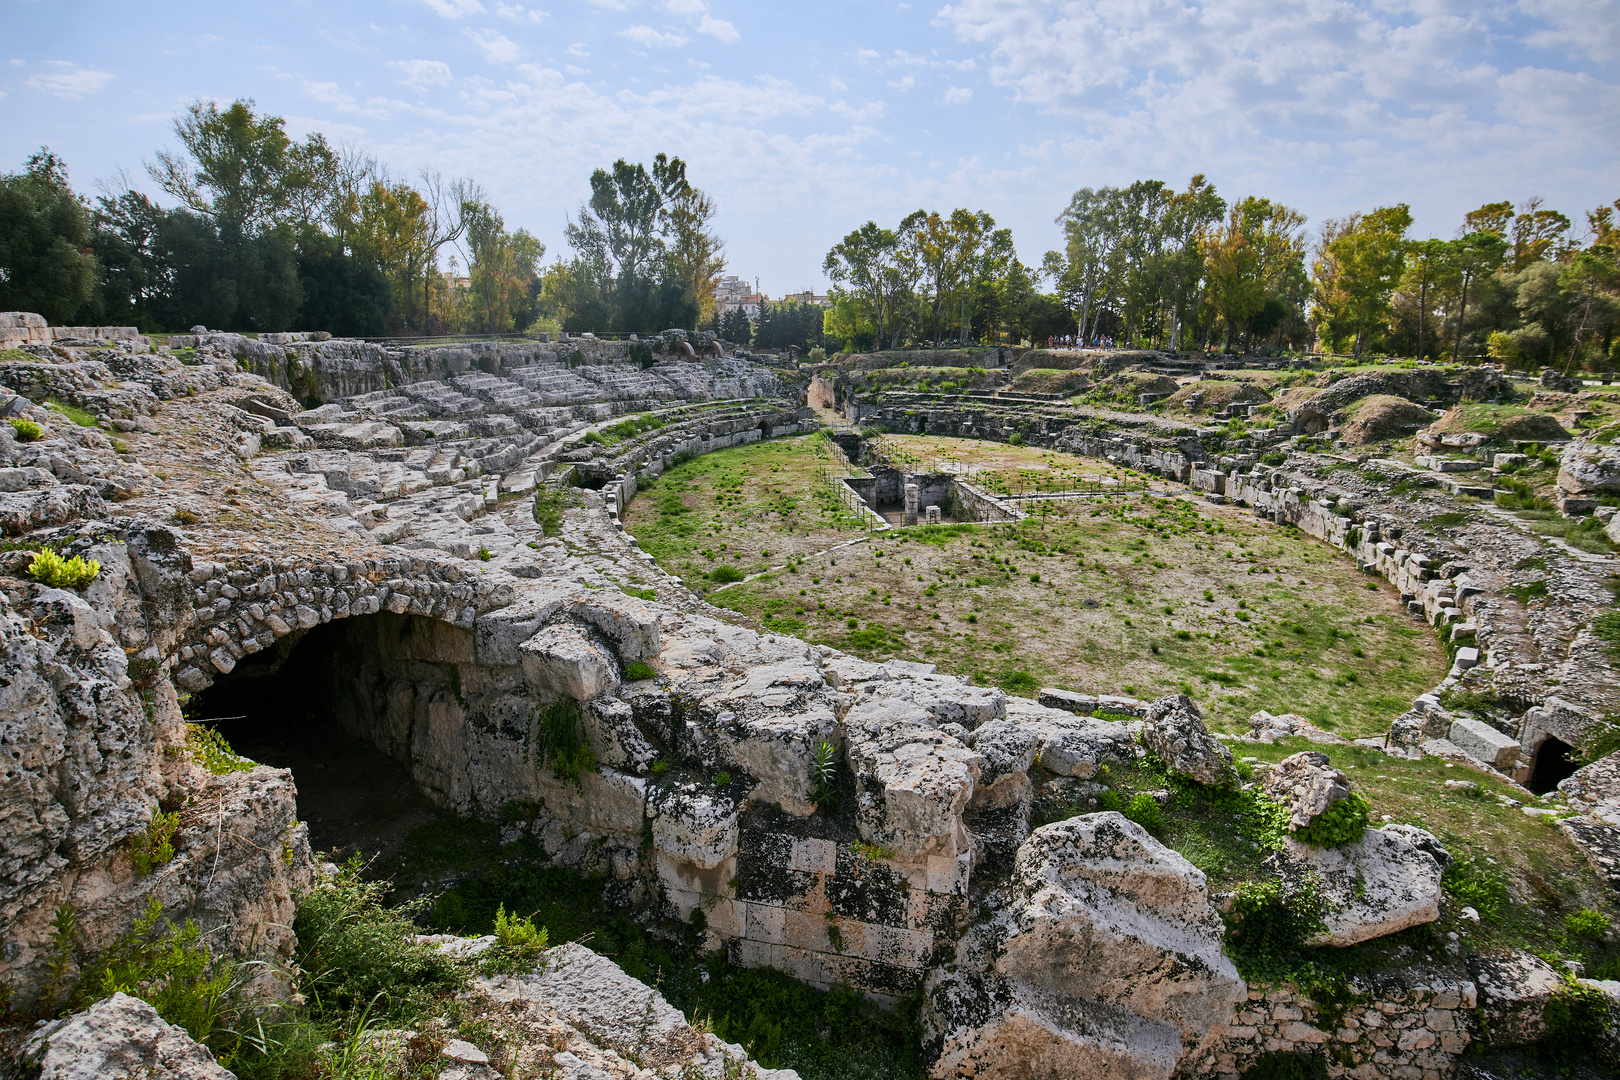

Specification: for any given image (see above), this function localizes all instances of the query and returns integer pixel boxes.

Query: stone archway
[1527,735,1578,794]
[188,611,488,859]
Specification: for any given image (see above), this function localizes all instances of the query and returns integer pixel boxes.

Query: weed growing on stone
[531,698,596,787]
[8,416,41,441]
[1292,792,1371,848]
[66,895,237,1044]
[624,660,657,681]
[479,904,550,975]
[178,722,256,775]
[25,547,101,588]
[127,808,179,876]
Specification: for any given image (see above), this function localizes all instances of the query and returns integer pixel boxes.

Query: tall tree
[1403,238,1450,361]
[1312,204,1412,356]
[653,153,725,330]
[0,149,98,322]
[1446,231,1509,360]
[824,222,902,349]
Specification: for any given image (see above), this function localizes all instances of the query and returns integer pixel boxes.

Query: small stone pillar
[925,505,942,524]
[904,483,919,526]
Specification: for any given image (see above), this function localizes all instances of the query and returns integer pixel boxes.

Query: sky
[2,0,1617,297]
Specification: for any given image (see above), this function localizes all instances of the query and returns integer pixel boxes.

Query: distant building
[714,275,756,314]
[441,271,471,292]
[781,290,831,307]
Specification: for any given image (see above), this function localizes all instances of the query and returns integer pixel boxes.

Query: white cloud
[665,0,706,14]
[25,62,114,99]
[389,58,455,89]
[466,28,522,63]
[697,15,740,44]
[887,74,916,91]
[567,42,590,57]
[619,25,688,48]
[494,2,546,23]
[942,85,971,103]
[422,0,485,17]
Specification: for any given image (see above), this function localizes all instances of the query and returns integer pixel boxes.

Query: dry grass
[628,435,1449,737]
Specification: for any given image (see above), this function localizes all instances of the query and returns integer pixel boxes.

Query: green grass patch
[45,399,101,427]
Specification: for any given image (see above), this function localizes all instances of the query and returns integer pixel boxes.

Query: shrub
[1293,793,1370,848]
[1261,451,1288,466]
[1564,908,1609,940]
[1007,432,1024,446]
[715,770,733,787]
[624,660,657,681]
[810,740,840,812]
[1222,877,1331,983]
[478,546,492,561]
[9,416,42,441]
[293,859,464,1020]
[531,698,596,787]
[128,809,179,876]
[710,564,747,583]
[73,896,236,1044]
[1124,792,1163,833]
[1441,852,1510,923]
[26,547,101,589]
[480,904,550,975]
[180,723,255,776]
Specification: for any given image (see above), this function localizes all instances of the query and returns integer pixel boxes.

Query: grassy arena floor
[623,434,1447,738]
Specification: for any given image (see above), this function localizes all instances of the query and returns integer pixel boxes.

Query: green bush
[1125,792,1163,833]
[73,896,236,1044]
[1564,908,1609,940]
[9,416,42,441]
[1007,432,1023,446]
[531,698,596,787]
[1441,852,1510,923]
[480,904,550,975]
[1293,793,1370,848]
[810,740,840,812]
[292,859,464,1020]
[710,564,747,583]
[1222,878,1331,983]
[128,809,178,876]
[1261,451,1288,466]
[624,660,657,681]
[180,723,256,776]
[26,547,101,588]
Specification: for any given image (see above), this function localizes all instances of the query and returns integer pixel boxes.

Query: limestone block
[844,698,982,859]
[520,622,619,700]
[964,720,1038,810]
[1448,717,1519,770]
[584,697,657,771]
[24,992,234,1080]
[1142,694,1236,787]
[1003,698,1134,779]
[1277,827,1442,946]
[1469,951,1563,1046]
[1262,751,1353,829]
[649,780,740,872]
[924,813,1244,1080]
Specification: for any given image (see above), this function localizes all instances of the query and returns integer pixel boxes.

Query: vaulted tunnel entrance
[188,612,484,863]
[1527,735,1578,795]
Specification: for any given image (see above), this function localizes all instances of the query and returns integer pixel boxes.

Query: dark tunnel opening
[187,613,449,864]
[1527,736,1578,795]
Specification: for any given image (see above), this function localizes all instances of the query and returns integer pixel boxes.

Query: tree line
[821,182,1619,370]
[0,99,727,338]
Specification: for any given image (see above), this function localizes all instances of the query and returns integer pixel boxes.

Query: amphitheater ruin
[5,310,1620,1079]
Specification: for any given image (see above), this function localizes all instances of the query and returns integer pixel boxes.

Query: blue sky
[3,0,1616,296]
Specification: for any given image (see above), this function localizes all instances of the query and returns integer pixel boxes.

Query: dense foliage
[2,101,726,337]
[816,181,1618,365]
